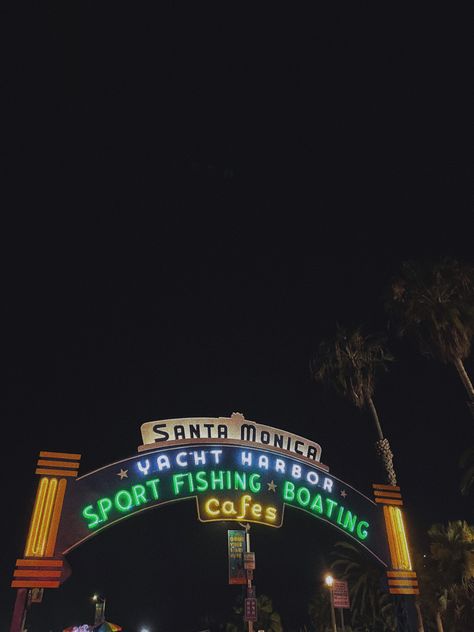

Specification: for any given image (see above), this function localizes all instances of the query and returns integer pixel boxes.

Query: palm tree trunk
[453,357,474,401]
[435,610,444,632]
[367,396,384,440]
[367,396,397,485]
[415,600,425,632]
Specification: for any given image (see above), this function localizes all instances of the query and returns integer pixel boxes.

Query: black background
[2,3,472,631]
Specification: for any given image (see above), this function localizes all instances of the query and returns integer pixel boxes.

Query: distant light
[92,594,98,601]
[325,574,334,587]
[141,628,150,632]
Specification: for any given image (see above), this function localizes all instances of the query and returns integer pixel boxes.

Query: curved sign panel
[57,443,389,567]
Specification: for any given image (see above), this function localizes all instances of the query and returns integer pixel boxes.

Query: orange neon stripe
[375,498,403,505]
[24,478,49,557]
[387,570,416,578]
[389,587,419,595]
[14,569,62,578]
[37,459,80,469]
[16,559,63,567]
[388,579,418,587]
[45,478,67,556]
[39,451,81,460]
[374,490,402,498]
[12,580,60,588]
[35,468,77,477]
[35,478,57,556]
[373,483,401,491]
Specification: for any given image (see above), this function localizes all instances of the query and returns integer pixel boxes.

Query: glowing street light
[324,574,337,632]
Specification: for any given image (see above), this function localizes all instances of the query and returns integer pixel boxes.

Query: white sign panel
[139,412,323,462]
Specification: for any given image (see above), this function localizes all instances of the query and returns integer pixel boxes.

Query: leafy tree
[387,258,474,413]
[311,326,397,484]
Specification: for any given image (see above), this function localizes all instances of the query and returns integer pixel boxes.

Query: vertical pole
[246,524,254,632]
[10,589,28,632]
[329,586,337,632]
[340,607,345,632]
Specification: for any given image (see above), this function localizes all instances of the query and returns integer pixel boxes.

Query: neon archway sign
[10,413,418,631]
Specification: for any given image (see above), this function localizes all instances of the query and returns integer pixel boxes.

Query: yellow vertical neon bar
[384,506,412,570]
[24,478,49,557]
[45,478,67,557]
[393,506,412,570]
[383,505,398,567]
[34,478,58,556]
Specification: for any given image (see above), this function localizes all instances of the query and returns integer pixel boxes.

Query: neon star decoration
[267,480,277,492]
[117,469,128,480]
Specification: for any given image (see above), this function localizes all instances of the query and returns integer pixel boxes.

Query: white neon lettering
[275,459,285,473]
[209,449,223,464]
[240,451,252,466]
[323,477,333,492]
[307,471,319,485]
[157,455,171,471]
[176,452,188,467]
[137,459,150,475]
[193,450,206,465]
[258,455,269,470]
[291,464,301,479]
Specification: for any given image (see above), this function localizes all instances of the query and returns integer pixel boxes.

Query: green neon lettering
[234,471,246,491]
[343,510,357,533]
[356,520,369,540]
[145,478,160,500]
[115,490,133,512]
[82,505,100,529]
[310,494,323,514]
[98,497,113,522]
[187,472,195,493]
[296,486,311,507]
[210,470,225,490]
[195,471,209,492]
[172,474,186,495]
[336,506,345,525]
[283,481,295,501]
[249,473,261,493]
[226,471,232,489]
[131,484,148,506]
[325,498,338,518]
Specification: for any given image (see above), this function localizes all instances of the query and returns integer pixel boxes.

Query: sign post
[333,579,350,632]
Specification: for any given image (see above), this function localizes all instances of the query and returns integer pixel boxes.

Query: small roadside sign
[244,597,258,622]
[333,579,350,609]
[243,551,255,569]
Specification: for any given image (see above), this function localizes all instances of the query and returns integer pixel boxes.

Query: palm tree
[311,325,397,485]
[460,446,474,496]
[387,258,474,414]
[417,521,474,632]
[225,593,283,632]
[330,540,396,631]
[428,521,474,585]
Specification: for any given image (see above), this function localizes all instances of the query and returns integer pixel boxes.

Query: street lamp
[324,574,337,632]
[92,594,106,625]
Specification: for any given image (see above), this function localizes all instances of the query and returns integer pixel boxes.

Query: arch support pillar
[10,451,80,632]
[373,483,419,632]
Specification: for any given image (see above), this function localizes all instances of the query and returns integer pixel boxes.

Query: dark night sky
[1,4,472,631]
